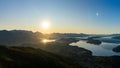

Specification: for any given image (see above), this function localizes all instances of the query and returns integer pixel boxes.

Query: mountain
[48,33,89,39]
[0,30,43,45]
[0,30,120,68]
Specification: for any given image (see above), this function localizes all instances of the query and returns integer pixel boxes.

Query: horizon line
[0,29,120,35]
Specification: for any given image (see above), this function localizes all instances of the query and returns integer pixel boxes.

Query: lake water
[70,40,120,56]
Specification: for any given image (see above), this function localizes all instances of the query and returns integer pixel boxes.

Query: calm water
[70,40,120,56]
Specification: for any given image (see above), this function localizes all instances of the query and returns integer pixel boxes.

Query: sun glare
[42,39,55,43]
[41,20,50,29]
[42,39,48,43]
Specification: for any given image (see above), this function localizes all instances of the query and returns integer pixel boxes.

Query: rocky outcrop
[113,45,120,52]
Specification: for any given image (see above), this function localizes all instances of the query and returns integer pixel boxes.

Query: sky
[0,0,120,34]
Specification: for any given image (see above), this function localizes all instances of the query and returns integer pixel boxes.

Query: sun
[41,20,50,29]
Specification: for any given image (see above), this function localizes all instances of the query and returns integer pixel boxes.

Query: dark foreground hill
[0,45,79,68]
[0,44,120,68]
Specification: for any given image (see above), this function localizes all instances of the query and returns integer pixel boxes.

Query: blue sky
[0,0,120,34]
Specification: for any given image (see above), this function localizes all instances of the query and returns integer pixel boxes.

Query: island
[113,45,120,52]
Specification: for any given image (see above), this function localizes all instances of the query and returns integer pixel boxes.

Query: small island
[113,45,120,52]
[86,38,102,45]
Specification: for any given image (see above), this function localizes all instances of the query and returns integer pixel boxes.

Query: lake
[70,40,120,56]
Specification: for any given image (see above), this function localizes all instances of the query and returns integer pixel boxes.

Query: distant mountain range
[0,30,88,45]
[0,30,120,45]
[0,30,43,45]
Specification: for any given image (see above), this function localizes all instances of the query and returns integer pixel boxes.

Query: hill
[0,45,79,68]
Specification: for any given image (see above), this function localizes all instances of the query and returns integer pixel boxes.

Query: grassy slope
[0,45,79,68]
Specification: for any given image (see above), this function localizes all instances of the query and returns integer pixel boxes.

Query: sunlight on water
[42,39,48,43]
[42,39,55,43]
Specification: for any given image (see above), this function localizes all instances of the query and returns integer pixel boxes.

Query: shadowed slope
[0,45,79,68]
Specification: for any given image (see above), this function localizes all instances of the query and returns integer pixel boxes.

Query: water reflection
[70,40,120,56]
[42,39,55,43]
